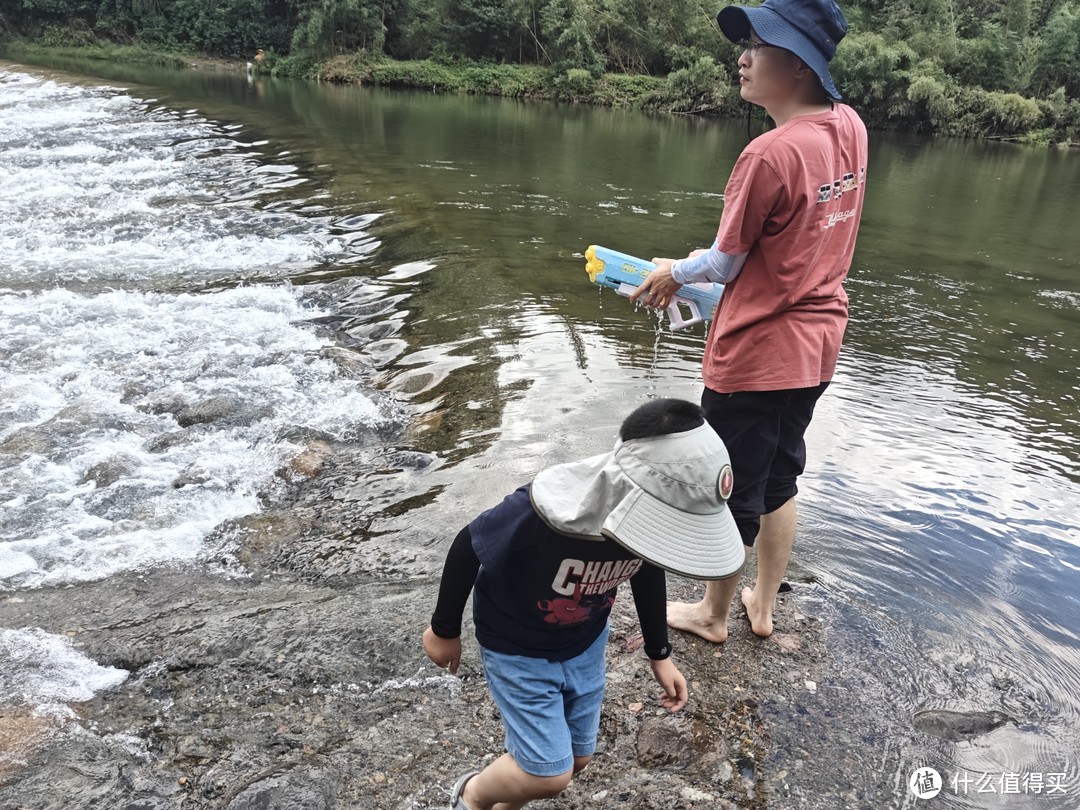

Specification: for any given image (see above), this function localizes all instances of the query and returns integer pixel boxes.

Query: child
[422,398,745,809]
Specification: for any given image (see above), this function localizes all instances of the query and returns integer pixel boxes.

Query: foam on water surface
[0,69,374,285]
[0,68,396,590]
[0,627,127,708]
[0,285,392,589]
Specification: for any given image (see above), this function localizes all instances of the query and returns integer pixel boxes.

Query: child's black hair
[619,398,705,441]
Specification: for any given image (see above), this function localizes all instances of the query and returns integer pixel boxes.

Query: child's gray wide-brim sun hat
[530,424,745,580]
[717,0,848,101]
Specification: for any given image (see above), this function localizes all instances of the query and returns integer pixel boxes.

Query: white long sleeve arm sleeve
[669,239,749,285]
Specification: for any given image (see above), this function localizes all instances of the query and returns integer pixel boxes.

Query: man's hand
[629,258,682,310]
[649,657,688,712]
[423,626,462,674]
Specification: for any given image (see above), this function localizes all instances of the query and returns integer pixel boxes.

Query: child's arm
[629,563,688,712]
[423,526,480,675]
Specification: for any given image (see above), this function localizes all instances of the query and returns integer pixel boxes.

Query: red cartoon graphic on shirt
[537,584,614,625]
[538,585,588,625]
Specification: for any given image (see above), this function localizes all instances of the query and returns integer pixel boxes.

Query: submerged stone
[913,709,1013,741]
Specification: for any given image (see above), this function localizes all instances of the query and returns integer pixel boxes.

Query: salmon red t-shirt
[703,103,868,393]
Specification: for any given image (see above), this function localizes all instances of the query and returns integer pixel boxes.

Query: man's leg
[740,496,796,637]
[668,499,795,640]
[666,561,748,643]
[668,389,777,642]
[741,383,827,637]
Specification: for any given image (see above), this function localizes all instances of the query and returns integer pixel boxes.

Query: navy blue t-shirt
[467,485,666,661]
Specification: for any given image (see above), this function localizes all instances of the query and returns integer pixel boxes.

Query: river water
[1,55,1078,808]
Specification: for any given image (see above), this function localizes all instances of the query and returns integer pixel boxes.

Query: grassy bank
[0,37,188,69]
[267,50,741,117]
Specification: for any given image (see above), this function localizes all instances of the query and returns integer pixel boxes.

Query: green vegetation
[1,0,1078,143]
[309,52,708,110]
[0,38,187,67]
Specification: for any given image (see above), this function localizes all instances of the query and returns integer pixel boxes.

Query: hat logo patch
[718,465,734,501]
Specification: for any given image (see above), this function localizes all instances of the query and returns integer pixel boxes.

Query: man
[631,0,867,640]
[422,399,744,809]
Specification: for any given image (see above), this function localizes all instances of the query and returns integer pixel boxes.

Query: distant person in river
[631,0,868,642]
[421,398,744,809]
[254,49,264,63]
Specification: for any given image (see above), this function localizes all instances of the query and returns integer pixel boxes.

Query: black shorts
[701,383,829,547]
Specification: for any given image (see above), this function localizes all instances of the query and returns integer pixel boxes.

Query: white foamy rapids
[0,628,127,709]
[0,285,393,589]
[0,69,375,285]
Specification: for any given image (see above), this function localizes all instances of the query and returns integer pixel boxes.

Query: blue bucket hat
[717,0,848,101]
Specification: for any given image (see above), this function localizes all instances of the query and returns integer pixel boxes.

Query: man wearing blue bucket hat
[632,0,868,641]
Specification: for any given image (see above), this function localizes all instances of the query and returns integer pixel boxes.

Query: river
[1,54,1078,809]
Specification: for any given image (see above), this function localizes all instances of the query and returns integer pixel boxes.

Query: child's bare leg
[460,753,572,810]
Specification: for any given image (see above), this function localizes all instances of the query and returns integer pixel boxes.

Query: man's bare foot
[740,587,774,638]
[667,600,728,643]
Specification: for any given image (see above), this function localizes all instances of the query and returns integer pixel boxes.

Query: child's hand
[423,626,462,674]
[649,657,688,712]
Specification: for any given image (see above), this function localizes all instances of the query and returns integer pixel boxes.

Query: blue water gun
[584,245,723,331]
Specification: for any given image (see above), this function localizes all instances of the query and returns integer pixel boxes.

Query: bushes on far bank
[3,30,1077,145]
[300,52,735,115]
[300,50,1078,143]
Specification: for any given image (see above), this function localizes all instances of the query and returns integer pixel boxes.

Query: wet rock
[145,431,194,453]
[275,427,338,445]
[139,394,188,419]
[213,512,315,569]
[405,409,444,440]
[771,633,802,654]
[319,346,367,377]
[80,455,140,488]
[83,483,167,522]
[913,708,1014,741]
[172,464,214,489]
[176,397,274,428]
[630,721,691,768]
[0,708,56,780]
[0,426,53,456]
[49,404,143,434]
[636,716,715,770]
[374,449,438,473]
[222,765,338,810]
[283,441,333,479]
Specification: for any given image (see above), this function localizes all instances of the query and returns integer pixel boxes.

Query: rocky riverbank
[1,446,951,810]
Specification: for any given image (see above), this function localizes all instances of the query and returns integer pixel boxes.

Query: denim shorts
[479,625,609,777]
